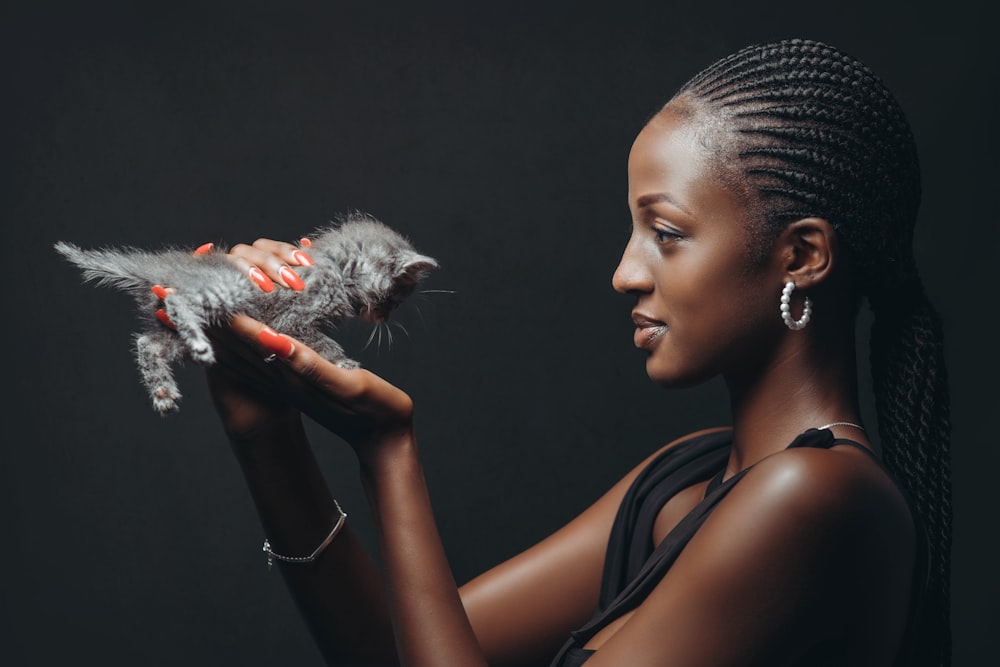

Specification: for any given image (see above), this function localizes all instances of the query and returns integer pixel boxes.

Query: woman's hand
[215,313,415,456]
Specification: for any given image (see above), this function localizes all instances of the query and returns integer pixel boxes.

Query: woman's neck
[722,322,864,477]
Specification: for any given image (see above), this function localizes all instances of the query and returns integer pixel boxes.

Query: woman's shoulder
[639,442,919,648]
[740,443,913,524]
[589,438,919,664]
[710,443,917,571]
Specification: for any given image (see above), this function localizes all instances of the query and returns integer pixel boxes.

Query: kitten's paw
[336,358,362,369]
[151,387,181,415]
[188,342,215,364]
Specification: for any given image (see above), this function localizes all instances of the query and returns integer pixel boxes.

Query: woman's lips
[632,312,668,350]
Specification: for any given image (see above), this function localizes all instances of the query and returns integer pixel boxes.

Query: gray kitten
[55,212,437,414]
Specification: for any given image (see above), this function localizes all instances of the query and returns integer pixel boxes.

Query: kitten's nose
[359,306,386,324]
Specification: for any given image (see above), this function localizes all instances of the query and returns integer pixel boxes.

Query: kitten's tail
[54,241,159,292]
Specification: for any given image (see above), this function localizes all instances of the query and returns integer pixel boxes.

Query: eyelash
[652,224,684,245]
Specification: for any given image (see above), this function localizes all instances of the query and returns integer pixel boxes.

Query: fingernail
[155,308,176,330]
[279,266,305,291]
[299,237,312,247]
[193,242,214,256]
[257,326,294,358]
[292,250,314,267]
[151,284,169,300]
[249,267,275,293]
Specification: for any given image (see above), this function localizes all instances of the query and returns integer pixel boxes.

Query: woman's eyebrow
[635,192,692,215]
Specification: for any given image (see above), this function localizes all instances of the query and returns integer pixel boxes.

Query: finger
[228,314,368,400]
[249,237,315,268]
[257,324,295,358]
[228,314,307,367]
[223,250,277,293]
[155,308,177,330]
[151,285,177,329]
[226,242,307,291]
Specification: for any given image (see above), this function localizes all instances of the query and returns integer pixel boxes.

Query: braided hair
[674,39,951,665]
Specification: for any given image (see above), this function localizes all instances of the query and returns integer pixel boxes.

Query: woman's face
[613,105,781,386]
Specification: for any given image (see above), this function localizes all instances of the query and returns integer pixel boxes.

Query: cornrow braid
[676,39,952,666]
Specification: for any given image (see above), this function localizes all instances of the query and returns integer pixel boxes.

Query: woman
[191,39,950,666]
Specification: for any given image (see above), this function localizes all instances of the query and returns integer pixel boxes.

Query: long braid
[677,39,952,665]
[871,282,952,666]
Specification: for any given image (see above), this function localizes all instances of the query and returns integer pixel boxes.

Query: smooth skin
[189,101,916,667]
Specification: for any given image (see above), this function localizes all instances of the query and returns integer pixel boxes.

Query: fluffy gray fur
[55,213,437,414]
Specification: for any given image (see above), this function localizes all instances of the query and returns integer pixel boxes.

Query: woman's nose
[612,236,653,295]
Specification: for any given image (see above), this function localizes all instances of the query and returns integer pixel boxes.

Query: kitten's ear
[400,254,438,282]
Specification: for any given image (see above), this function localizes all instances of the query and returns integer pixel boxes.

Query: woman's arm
[206,335,398,665]
[214,313,607,667]
[209,310,705,667]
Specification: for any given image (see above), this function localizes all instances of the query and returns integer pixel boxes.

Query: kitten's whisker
[363,325,379,350]
[386,324,394,349]
[413,304,427,326]
[391,320,410,338]
[418,289,457,294]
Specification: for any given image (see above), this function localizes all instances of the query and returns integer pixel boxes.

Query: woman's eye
[653,225,683,244]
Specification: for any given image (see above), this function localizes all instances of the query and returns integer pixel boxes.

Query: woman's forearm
[360,436,489,667]
[228,413,398,666]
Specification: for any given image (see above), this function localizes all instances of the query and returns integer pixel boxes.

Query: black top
[548,428,926,667]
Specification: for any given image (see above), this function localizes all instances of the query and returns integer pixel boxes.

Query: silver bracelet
[262,500,347,571]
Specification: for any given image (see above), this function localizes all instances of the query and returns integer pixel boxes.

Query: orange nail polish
[193,242,214,256]
[249,267,275,293]
[280,266,305,291]
[151,284,169,300]
[299,237,312,247]
[292,250,314,267]
[155,308,176,330]
[257,326,294,357]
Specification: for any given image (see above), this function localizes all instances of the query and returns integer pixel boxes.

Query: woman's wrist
[356,429,420,490]
[227,411,317,489]
[224,415,309,479]
[229,413,343,555]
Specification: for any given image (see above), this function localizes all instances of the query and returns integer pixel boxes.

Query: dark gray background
[2,1,995,664]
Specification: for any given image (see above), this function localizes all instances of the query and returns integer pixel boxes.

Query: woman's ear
[774,217,837,289]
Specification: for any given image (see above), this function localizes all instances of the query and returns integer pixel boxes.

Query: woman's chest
[651,478,712,546]
[583,478,712,652]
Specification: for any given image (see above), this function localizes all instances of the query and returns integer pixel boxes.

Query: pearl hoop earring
[780,281,812,330]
